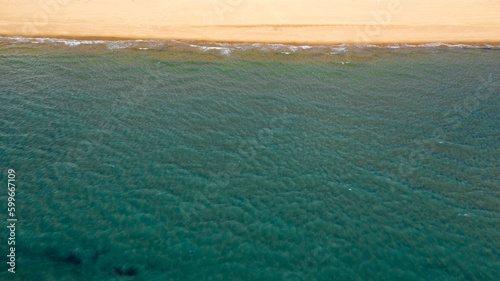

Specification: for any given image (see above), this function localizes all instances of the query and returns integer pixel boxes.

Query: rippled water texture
[0,38,499,281]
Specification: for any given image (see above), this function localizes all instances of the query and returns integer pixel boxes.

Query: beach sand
[0,0,499,44]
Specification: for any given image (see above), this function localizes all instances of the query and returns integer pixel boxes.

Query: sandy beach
[0,0,499,44]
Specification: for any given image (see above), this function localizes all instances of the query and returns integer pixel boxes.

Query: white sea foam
[189,44,232,55]
[1,36,498,54]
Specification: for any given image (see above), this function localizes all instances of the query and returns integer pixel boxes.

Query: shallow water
[0,38,499,280]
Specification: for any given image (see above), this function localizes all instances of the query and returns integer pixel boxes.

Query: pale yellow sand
[0,0,499,44]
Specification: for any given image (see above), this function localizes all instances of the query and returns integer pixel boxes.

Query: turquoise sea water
[0,38,499,280]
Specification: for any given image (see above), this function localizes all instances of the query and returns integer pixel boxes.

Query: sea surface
[0,37,499,281]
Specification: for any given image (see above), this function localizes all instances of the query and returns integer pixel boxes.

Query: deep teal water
[0,39,499,280]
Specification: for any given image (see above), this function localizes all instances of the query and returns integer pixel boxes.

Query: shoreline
[1,25,500,47]
[1,0,499,46]
[2,35,499,51]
